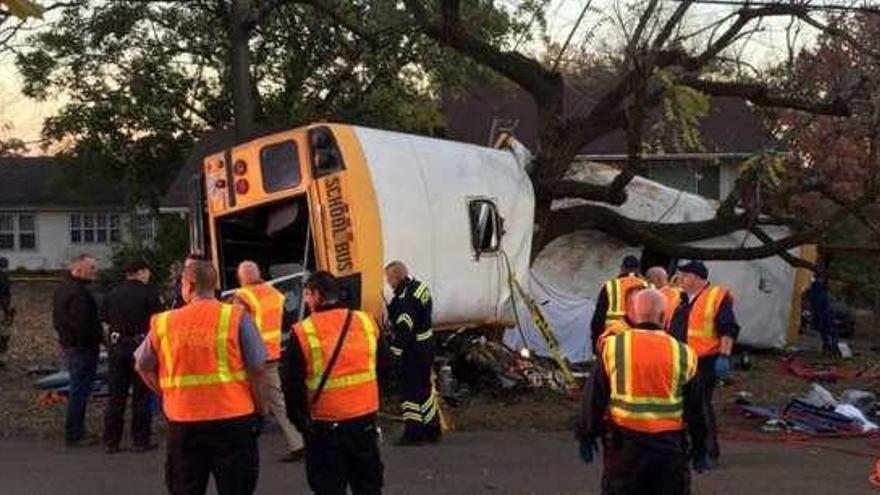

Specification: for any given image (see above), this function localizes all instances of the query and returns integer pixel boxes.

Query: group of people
[578,254,740,495]
[49,251,437,495]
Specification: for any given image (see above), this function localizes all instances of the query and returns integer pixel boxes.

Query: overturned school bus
[190,124,534,327]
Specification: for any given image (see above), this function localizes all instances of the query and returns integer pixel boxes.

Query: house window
[70,213,121,244]
[0,215,14,250]
[18,214,36,250]
[0,213,38,251]
[133,212,156,242]
[468,199,503,254]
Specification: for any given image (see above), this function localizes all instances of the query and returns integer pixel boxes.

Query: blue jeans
[65,347,98,442]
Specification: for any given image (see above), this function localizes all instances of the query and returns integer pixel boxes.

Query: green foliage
[15,0,530,210]
[99,214,188,291]
[653,68,711,153]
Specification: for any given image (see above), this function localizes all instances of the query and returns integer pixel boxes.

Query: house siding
[0,210,123,270]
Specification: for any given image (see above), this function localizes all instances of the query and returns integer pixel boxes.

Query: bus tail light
[233,160,248,176]
[235,179,250,195]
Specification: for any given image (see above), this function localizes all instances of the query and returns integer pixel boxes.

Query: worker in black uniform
[100,258,162,453]
[384,260,440,446]
[0,256,14,370]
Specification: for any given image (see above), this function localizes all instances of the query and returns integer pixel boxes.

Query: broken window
[468,199,502,255]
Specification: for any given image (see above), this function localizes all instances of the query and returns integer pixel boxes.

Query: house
[443,84,774,200]
[0,156,155,270]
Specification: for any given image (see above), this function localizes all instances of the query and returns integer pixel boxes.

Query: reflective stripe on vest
[155,305,248,388]
[605,276,647,321]
[604,330,693,431]
[687,286,729,357]
[300,312,378,392]
[237,284,285,346]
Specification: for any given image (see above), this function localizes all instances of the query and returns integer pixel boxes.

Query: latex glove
[714,355,731,380]
[578,440,596,465]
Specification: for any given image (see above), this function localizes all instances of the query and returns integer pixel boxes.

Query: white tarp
[504,270,595,363]
[504,163,796,359]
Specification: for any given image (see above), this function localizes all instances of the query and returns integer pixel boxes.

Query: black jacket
[386,277,433,359]
[100,279,162,339]
[52,274,103,349]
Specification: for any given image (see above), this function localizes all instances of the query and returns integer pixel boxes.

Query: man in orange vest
[645,266,682,330]
[135,261,267,495]
[590,255,649,352]
[668,261,739,472]
[595,284,646,351]
[234,260,305,463]
[576,289,698,495]
[281,271,383,495]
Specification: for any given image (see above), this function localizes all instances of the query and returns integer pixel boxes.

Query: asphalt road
[1,429,876,494]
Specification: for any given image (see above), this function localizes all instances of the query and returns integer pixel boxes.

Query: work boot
[278,448,306,463]
[692,454,712,473]
[66,437,99,448]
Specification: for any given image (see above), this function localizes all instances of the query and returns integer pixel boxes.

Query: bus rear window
[260,141,301,193]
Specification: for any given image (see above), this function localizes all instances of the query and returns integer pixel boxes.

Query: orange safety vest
[236,282,285,360]
[659,286,682,331]
[603,328,697,434]
[604,275,649,332]
[597,319,630,352]
[293,308,380,422]
[687,286,731,357]
[149,300,255,422]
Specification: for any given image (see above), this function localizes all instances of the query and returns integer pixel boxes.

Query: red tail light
[214,179,226,189]
[233,160,247,176]
[235,179,249,195]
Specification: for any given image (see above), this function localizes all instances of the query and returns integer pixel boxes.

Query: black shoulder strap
[310,310,354,407]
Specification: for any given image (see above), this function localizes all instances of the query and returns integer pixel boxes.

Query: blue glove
[714,355,731,380]
[578,441,596,465]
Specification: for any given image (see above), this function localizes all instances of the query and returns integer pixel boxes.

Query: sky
[0,0,834,154]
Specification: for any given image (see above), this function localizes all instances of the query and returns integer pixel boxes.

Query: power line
[674,0,880,14]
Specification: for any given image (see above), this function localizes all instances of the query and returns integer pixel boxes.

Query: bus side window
[309,127,346,178]
[468,199,504,258]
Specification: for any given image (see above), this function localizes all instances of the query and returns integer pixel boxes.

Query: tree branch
[680,77,852,116]
[402,0,562,107]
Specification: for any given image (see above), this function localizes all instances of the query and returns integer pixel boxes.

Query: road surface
[0,429,874,494]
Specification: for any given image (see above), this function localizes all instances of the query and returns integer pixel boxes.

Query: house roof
[442,84,772,155]
[0,156,126,209]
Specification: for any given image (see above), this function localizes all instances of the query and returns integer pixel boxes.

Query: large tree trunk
[230,0,256,140]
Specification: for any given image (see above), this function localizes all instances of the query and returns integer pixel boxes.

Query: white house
[0,157,155,270]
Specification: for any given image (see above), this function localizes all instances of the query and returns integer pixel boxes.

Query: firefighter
[234,260,305,463]
[281,271,383,495]
[576,289,698,495]
[668,261,739,472]
[384,260,440,446]
[590,255,649,352]
[135,261,267,495]
[645,266,682,330]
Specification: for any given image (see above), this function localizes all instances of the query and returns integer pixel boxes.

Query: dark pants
[65,346,99,442]
[165,415,260,495]
[814,309,838,355]
[103,342,153,448]
[686,356,719,462]
[602,431,690,495]
[305,417,384,495]
[399,347,440,442]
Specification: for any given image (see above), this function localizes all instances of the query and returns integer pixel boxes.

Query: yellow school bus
[192,123,534,327]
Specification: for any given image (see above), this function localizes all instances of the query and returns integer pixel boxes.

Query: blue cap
[621,255,640,271]
[678,260,709,279]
